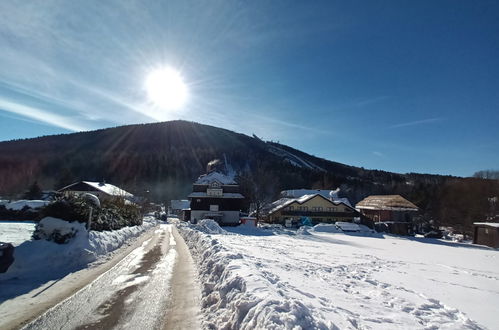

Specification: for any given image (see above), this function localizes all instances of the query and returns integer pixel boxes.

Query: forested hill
[0,120,497,232]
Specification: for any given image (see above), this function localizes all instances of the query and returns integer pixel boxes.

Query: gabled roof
[280,188,352,207]
[473,222,499,228]
[356,195,418,211]
[264,193,355,216]
[59,181,134,198]
[194,171,237,185]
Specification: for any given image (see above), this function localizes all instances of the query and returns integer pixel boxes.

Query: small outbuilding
[473,222,499,248]
[356,195,419,222]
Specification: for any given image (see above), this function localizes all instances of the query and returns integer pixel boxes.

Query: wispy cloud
[390,117,444,128]
[0,98,88,132]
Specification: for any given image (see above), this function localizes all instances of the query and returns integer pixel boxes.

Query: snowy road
[24,224,201,330]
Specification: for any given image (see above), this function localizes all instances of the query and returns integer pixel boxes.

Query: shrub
[40,196,93,224]
[0,204,40,220]
[40,195,142,231]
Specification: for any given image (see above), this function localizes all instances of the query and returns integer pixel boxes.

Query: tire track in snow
[24,225,177,330]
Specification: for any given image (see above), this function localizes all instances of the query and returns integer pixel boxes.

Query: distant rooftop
[59,181,133,198]
[264,193,354,215]
[194,171,236,185]
[356,195,418,211]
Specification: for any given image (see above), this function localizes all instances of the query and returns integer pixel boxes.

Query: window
[207,188,223,197]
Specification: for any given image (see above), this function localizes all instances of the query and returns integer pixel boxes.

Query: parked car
[424,229,443,239]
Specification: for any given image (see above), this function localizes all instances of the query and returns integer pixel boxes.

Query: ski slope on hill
[181,222,498,329]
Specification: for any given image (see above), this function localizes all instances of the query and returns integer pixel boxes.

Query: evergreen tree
[24,181,43,200]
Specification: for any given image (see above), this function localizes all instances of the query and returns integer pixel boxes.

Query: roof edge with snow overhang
[473,222,499,228]
[59,181,134,199]
[265,193,356,216]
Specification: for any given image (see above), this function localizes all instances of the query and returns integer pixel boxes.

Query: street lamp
[82,193,100,231]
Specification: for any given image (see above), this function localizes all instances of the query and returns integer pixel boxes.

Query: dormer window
[210,181,222,188]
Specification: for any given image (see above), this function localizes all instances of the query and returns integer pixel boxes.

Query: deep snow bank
[0,216,158,281]
[178,221,330,330]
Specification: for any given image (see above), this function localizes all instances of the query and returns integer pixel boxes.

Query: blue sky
[0,1,498,177]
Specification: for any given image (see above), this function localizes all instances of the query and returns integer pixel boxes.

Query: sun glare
[145,67,188,109]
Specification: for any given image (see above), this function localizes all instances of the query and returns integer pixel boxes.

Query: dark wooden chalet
[187,171,244,225]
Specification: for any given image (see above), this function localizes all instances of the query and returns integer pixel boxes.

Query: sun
[145,67,188,109]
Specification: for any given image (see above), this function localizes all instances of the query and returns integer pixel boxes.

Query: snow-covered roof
[264,193,355,215]
[473,222,499,228]
[82,181,134,198]
[280,188,352,207]
[188,192,245,199]
[61,181,134,198]
[356,195,418,211]
[195,171,237,185]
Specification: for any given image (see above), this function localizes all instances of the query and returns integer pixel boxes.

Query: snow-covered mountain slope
[267,144,326,171]
[181,222,498,329]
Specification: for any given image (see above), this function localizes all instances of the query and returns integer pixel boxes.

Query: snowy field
[180,221,499,330]
[0,221,36,246]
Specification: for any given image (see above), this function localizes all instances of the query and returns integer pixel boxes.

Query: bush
[0,204,40,220]
[40,196,142,231]
[40,196,93,224]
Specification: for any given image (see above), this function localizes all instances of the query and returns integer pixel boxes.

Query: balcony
[280,210,357,217]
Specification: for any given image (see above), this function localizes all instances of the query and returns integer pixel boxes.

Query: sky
[0,0,498,177]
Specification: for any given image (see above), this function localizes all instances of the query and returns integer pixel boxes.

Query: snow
[179,223,499,329]
[82,181,134,198]
[178,223,329,329]
[335,221,361,232]
[311,223,343,233]
[265,193,354,215]
[22,224,176,330]
[195,171,237,185]
[35,217,84,241]
[282,188,340,199]
[195,219,228,234]
[267,144,326,172]
[0,221,36,246]
[280,190,353,207]
[0,216,158,302]
[2,200,50,210]
[473,222,499,228]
